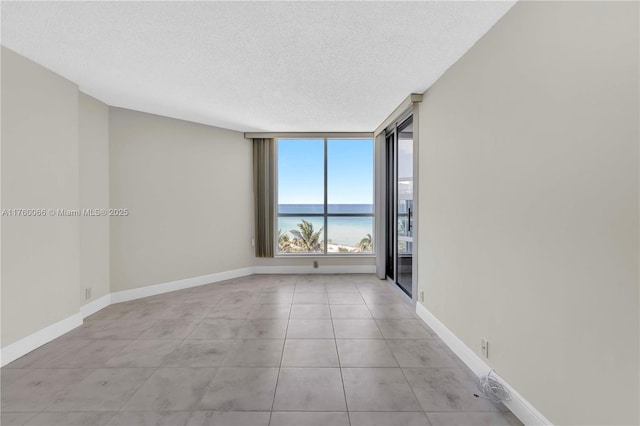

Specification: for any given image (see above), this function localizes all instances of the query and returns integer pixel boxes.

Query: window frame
[274,136,375,257]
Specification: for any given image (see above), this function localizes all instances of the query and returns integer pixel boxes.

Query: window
[276,138,374,255]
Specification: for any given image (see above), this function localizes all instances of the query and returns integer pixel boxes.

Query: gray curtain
[253,138,275,257]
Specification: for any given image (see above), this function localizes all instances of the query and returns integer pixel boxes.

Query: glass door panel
[385,132,395,280]
[396,117,413,296]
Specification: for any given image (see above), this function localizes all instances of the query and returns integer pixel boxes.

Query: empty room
[1,1,638,425]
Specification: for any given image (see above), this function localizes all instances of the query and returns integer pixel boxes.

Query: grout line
[267,281,293,425]
[381,329,426,413]
[331,276,352,426]
[113,365,161,412]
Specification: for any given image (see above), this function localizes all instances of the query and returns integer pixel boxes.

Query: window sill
[274,254,375,258]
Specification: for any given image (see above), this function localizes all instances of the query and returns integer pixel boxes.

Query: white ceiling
[1,1,514,132]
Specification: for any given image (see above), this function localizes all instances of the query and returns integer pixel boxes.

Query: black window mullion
[323,138,328,255]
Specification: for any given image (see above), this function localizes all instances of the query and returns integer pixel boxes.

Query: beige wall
[1,47,375,355]
[109,108,254,292]
[79,93,110,303]
[1,47,81,347]
[417,2,639,425]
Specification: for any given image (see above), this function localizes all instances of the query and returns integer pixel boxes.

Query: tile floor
[1,274,521,426]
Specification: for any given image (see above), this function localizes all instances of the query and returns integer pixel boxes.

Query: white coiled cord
[474,369,511,403]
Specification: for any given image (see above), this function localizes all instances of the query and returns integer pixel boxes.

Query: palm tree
[278,229,292,252]
[356,233,373,252]
[290,220,323,252]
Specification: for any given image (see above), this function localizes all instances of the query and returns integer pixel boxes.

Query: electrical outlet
[481,338,489,358]
[251,238,255,248]
[313,260,319,269]
[419,291,424,302]
[85,288,92,300]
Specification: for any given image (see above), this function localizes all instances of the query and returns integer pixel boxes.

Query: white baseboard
[254,265,376,274]
[110,267,255,303]
[0,313,83,367]
[80,293,112,318]
[415,303,553,426]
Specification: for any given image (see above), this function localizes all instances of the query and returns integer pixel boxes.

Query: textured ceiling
[1,1,514,132]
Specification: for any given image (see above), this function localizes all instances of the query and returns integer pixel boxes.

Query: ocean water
[278,204,373,247]
[279,204,373,214]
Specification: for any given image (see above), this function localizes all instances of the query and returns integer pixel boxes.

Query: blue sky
[277,138,373,205]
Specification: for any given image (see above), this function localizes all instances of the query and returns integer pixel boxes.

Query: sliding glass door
[386,115,414,297]
[396,117,413,295]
